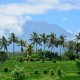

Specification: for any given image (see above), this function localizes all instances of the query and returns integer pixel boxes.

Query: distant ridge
[22,20,74,42]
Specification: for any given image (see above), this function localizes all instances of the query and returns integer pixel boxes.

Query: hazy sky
[0,0,80,37]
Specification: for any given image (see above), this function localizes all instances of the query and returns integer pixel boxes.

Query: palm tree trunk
[21,46,23,55]
[51,46,53,60]
[4,46,5,52]
[44,43,45,52]
[60,46,62,57]
[36,43,37,53]
[13,42,14,54]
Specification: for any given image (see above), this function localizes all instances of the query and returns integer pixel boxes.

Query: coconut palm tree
[40,33,49,62]
[30,31,41,53]
[40,33,49,52]
[26,44,33,56]
[75,32,80,54]
[8,33,18,54]
[18,39,26,54]
[59,34,66,56]
[75,32,80,41]
[0,36,8,52]
[48,33,56,52]
[48,33,58,60]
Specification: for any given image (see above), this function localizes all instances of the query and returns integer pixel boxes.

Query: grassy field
[0,60,80,80]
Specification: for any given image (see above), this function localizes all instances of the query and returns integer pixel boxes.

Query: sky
[0,0,80,37]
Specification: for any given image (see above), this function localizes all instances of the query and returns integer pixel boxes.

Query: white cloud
[0,14,31,37]
[67,30,73,34]
[0,0,80,37]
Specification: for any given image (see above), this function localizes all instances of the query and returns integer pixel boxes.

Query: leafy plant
[43,70,48,74]
[4,67,8,72]
[57,69,61,78]
[76,59,80,69]
[34,70,39,74]
[50,70,54,76]
[12,66,25,80]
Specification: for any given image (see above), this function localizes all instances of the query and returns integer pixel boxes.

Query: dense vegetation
[0,32,80,80]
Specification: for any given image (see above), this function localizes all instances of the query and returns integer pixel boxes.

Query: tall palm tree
[40,33,49,62]
[30,31,40,53]
[18,39,26,54]
[59,34,66,56]
[75,32,80,42]
[40,33,49,52]
[48,33,56,52]
[8,33,18,54]
[0,36,8,52]
[48,33,58,60]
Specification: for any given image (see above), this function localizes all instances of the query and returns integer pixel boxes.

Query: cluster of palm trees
[0,31,80,56]
[0,33,26,54]
[30,32,66,56]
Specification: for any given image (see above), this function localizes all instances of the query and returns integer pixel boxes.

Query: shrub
[43,70,48,74]
[30,58,34,62]
[34,70,38,74]
[53,60,56,63]
[50,70,54,76]
[0,51,8,63]
[4,67,8,72]
[76,59,80,69]
[57,69,61,78]
[77,71,80,75]
[12,66,25,80]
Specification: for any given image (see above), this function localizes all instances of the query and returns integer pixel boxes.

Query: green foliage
[57,69,62,78]
[4,67,8,72]
[17,56,24,62]
[76,59,80,69]
[52,58,56,63]
[12,66,25,80]
[50,70,54,76]
[34,70,39,74]
[43,70,48,74]
[62,51,75,60]
[0,51,8,62]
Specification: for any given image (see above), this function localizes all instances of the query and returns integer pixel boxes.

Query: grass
[0,60,79,80]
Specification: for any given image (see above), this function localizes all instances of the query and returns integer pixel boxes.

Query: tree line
[0,32,80,61]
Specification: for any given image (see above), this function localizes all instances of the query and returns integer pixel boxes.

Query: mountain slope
[22,20,73,42]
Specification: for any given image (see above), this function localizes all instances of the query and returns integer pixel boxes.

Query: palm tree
[8,33,18,54]
[75,32,80,41]
[0,36,8,52]
[40,33,49,52]
[18,39,26,54]
[40,33,49,62]
[30,31,40,53]
[26,44,33,56]
[48,33,58,60]
[75,32,80,54]
[59,34,66,56]
[48,33,56,52]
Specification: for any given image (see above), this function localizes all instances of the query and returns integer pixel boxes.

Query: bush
[0,51,8,63]
[30,58,34,62]
[53,60,56,63]
[57,69,61,78]
[12,66,25,80]
[43,70,48,74]
[4,67,8,72]
[77,71,80,75]
[50,70,54,76]
[34,70,38,74]
[76,59,80,69]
